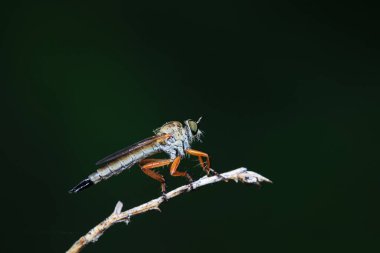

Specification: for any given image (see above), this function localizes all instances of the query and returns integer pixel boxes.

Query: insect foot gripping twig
[208,168,228,181]
[66,167,272,253]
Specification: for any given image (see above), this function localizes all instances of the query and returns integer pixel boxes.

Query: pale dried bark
[66,167,272,253]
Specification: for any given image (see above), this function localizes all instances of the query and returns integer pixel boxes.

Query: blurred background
[1,1,379,252]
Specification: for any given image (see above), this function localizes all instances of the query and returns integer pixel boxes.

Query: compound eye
[188,120,198,135]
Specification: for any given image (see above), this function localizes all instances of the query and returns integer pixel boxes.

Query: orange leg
[139,159,172,193]
[140,158,172,168]
[169,157,193,182]
[197,156,206,170]
[186,149,211,175]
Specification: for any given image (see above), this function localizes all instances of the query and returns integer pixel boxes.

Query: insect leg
[169,157,193,183]
[185,149,211,174]
[139,159,172,197]
[139,158,171,167]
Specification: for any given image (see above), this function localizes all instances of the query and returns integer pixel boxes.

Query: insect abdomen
[89,144,160,184]
[69,143,161,193]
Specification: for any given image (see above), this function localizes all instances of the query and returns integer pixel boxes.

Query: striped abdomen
[69,143,161,193]
[89,143,160,183]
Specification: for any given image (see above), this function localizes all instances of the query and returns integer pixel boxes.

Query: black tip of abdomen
[69,178,94,193]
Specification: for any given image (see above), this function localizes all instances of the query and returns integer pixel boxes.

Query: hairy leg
[169,156,193,183]
[139,159,172,197]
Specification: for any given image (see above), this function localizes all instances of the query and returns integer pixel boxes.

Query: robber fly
[69,118,217,197]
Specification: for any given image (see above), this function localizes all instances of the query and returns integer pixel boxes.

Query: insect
[69,118,217,197]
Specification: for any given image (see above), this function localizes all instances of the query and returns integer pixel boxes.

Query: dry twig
[66,167,272,253]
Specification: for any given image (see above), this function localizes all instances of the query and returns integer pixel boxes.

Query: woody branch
[66,167,272,253]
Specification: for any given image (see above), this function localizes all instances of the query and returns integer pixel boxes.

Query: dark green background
[1,1,379,252]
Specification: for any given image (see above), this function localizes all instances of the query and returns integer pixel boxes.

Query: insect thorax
[155,121,192,159]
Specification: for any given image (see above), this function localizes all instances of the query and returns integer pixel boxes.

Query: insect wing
[95,134,170,166]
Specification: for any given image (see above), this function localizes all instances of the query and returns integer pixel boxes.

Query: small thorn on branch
[123,214,131,225]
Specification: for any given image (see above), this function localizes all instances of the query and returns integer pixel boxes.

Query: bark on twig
[66,167,272,253]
